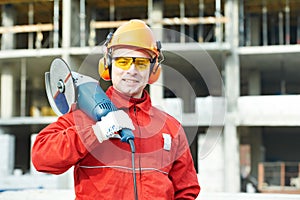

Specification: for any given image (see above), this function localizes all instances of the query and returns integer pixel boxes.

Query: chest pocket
[161,133,173,169]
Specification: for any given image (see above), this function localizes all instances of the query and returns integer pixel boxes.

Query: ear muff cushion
[148,63,161,84]
[98,57,111,81]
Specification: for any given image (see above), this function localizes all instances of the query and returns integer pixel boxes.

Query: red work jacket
[32,86,200,199]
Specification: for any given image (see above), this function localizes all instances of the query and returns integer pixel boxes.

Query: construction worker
[32,19,200,199]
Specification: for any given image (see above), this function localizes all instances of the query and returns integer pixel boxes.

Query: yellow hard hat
[107,19,160,57]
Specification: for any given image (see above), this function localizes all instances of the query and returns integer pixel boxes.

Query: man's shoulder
[152,106,181,125]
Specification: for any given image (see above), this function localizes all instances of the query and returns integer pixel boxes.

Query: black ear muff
[148,41,163,84]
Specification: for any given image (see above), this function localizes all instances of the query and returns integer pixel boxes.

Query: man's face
[111,47,151,98]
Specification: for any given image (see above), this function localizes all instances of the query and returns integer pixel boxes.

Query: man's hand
[92,110,135,143]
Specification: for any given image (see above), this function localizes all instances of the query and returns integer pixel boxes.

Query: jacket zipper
[133,104,143,195]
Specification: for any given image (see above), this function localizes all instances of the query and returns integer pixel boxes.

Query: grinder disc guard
[45,58,76,116]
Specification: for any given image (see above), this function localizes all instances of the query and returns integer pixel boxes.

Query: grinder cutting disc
[45,58,76,116]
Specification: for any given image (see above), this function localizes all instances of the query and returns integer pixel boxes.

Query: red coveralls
[32,86,200,199]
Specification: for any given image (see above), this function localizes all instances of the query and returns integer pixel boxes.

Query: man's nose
[127,62,138,72]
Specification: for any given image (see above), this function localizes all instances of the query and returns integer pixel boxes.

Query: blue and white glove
[92,110,135,143]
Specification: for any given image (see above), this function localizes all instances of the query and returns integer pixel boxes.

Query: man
[32,19,200,199]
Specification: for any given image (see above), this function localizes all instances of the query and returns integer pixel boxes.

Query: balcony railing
[258,162,300,194]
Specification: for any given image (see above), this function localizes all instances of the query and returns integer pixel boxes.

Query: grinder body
[45,58,134,143]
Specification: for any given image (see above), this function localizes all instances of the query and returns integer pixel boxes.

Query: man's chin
[116,84,144,98]
[124,89,143,98]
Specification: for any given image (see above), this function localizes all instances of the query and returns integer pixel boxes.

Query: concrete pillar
[215,0,222,43]
[0,11,16,177]
[285,0,290,45]
[198,0,204,42]
[279,12,284,45]
[262,0,268,46]
[61,0,72,65]
[71,0,80,47]
[182,77,195,113]
[1,67,15,118]
[223,117,240,192]
[224,0,240,192]
[249,70,261,95]
[245,13,251,46]
[250,16,261,46]
[30,77,44,117]
[149,63,163,108]
[28,3,34,49]
[62,0,71,49]
[179,0,185,43]
[297,16,300,44]
[20,59,27,116]
[1,4,16,50]
[0,133,15,176]
[250,128,265,178]
[239,0,245,46]
[53,0,60,48]
[79,0,86,47]
[198,131,224,192]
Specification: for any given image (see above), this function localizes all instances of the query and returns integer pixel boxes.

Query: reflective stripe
[79,165,168,175]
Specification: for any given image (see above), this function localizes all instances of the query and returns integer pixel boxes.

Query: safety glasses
[113,57,154,71]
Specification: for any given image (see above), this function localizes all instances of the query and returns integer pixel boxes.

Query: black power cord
[128,139,138,200]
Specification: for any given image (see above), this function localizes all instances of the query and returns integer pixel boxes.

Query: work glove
[92,110,135,143]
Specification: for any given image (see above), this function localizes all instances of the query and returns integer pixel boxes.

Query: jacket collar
[106,86,153,115]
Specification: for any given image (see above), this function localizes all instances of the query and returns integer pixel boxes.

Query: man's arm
[31,110,97,174]
[169,126,200,199]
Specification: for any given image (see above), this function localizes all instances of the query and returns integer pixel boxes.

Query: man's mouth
[123,79,139,83]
